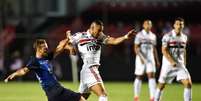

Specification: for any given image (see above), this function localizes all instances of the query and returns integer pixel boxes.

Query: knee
[158,83,165,90]
[185,82,192,88]
[136,75,143,80]
[147,73,155,78]
[101,90,107,96]
[81,93,91,99]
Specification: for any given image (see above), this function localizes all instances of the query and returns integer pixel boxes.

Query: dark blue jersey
[26,52,59,90]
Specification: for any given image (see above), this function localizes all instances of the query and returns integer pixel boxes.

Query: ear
[90,23,94,29]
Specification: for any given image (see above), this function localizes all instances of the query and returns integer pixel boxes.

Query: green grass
[0,81,201,101]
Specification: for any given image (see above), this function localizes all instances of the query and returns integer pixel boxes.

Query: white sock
[134,78,142,97]
[149,78,156,99]
[154,88,163,101]
[99,95,108,101]
[184,88,192,101]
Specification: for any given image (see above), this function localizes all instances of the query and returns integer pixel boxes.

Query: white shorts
[135,60,156,75]
[158,65,191,84]
[79,65,103,93]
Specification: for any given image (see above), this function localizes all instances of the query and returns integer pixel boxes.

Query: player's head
[173,17,184,33]
[143,19,152,31]
[33,39,48,56]
[89,20,104,38]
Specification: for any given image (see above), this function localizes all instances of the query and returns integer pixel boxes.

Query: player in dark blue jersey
[4,38,86,101]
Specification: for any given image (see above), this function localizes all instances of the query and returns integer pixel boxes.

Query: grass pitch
[0,81,200,101]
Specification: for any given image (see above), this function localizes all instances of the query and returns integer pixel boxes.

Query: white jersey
[71,30,108,68]
[162,30,188,67]
[134,30,157,64]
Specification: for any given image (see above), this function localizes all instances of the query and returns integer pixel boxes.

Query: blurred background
[0,0,201,83]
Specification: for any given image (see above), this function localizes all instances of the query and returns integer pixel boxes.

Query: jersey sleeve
[70,32,81,45]
[97,32,109,44]
[26,57,39,70]
[162,34,169,47]
[134,33,141,45]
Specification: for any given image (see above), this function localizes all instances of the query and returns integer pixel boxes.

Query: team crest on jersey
[39,60,53,73]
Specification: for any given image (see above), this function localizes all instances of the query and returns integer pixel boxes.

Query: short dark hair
[143,19,151,23]
[92,20,103,26]
[33,39,46,50]
[175,17,184,22]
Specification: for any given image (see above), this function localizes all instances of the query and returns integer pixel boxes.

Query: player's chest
[168,37,186,47]
[139,35,155,44]
[38,60,53,73]
[78,36,101,51]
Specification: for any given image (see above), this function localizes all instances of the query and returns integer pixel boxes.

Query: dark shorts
[45,84,81,101]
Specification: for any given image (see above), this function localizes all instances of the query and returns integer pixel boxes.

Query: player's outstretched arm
[4,67,30,83]
[64,30,76,55]
[53,39,68,57]
[53,30,72,57]
[162,46,177,67]
[106,29,137,45]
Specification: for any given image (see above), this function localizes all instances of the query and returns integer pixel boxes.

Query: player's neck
[89,29,98,38]
[144,29,150,33]
[36,52,43,58]
[174,29,181,36]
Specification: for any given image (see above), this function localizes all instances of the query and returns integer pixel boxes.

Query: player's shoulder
[73,31,87,36]
[136,31,143,38]
[26,56,39,66]
[150,31,156,38]
[163,31,172,38]
[181,32,188,40]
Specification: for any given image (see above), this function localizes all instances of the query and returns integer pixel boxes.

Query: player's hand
[124,29,137,39]
[66,30,72,42]
[140,58,147,64]
[171,61,177,67]
[4,73,16,83]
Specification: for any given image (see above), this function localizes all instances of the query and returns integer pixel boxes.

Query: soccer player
[154,18,192,101]
[4,38,86,101]
[133,20,160,101]
[68,20,136,101]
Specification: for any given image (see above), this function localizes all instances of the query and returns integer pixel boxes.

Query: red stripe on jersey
[79,38,95,43]
[81,32,87,34]
[90,67,101,82]
[168,41,186,45]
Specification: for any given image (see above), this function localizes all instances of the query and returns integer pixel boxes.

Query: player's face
[174,20,184,32]
[91,23,103,38]
[38,43,48,56]
[143,20,152,31]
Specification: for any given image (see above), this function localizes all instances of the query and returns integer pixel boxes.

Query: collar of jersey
[142,29,151,35]
[172,30,183,37]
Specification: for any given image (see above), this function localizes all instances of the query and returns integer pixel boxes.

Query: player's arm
[4,67,30,82]
[154,47,160,68]
[53,30,75,57]
[134,44,147,64]
[53,39,68,58]
[162,46,177,67]
[64,42,76,55]
[106,29,137,45]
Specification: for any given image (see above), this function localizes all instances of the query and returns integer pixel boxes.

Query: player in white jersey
[133,20,160,101]
[68,20,137,101]
[155,18,192,101]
